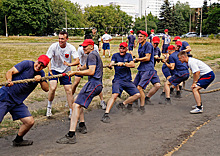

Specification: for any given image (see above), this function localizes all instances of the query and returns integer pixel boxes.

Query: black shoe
[145,97,153,105]
[78,125,87,134]
[160,92,165,98]
[101,113,110,123]
[175,91,181,98]
[13,140,33,146]
[126,104,133,113]
[170,88,175,96]
[116,103,125,110]
[56,134,76,144]
[137,106,145,114]
[159,98,171,104]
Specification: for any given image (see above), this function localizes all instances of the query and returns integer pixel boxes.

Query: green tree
[203,3,220,34]
[158,0,173,34]
[133,12,159,34]
[84,5,132,35]
[2,0,51,36]
[47,0,86,36]
[172,1,190,35]
[0,0,4,35]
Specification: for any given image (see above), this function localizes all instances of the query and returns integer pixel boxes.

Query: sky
[71,0,219,8]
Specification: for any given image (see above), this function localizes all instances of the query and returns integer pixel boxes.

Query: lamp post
[5,15,8,37]
[200,7,202,37]
[63,8,67,32]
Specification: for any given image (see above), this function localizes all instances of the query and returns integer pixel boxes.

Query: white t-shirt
[102,34,112,41]
[188,57,212,76]
[78,44,99,66]
[46,42,79,73]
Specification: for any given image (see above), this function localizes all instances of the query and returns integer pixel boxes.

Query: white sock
[47,101,52,108]
[69,108,72,115]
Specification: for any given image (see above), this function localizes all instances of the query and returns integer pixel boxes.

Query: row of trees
[0,0,219,36]
[0,0,132,36]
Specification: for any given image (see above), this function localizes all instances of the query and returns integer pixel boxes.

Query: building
[108,2,138,21]
[139,0,174,18]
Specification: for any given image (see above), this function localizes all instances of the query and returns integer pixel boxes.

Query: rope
[182,81,220,94]
[0,73,70,86]
[103,63,119,69]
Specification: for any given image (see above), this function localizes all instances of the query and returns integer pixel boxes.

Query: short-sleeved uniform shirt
[127,35,136,51]
[0,60,46,121]
[162,34,171,53]
[111,52,139,96]
[148,34,155,43]
[154,47,161,66]
[188,57,215,89]
[2,60,45,104]
[137,42,155,71]
[102,34,112,41]
[111,53,133,81]
[75,51,103,108]
[46,42,79,73]
[168,51,189,86]
[134,42,160,88]
[127,35,136,45]
[180,41,190,54]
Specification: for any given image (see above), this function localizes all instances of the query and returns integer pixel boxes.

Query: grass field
[0,36,219,134]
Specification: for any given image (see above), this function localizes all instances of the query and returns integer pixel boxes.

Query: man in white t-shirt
[46,31,79,118]
[178,51,215,114]
[101,30,112,58]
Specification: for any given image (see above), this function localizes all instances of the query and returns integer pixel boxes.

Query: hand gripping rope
[182,81,220,94]
[0,73,70,86]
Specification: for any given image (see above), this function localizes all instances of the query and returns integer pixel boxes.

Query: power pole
[5,15,8,37]
[200,8,202,37]
[189,9,191,32]
[145,10,147,32]
[63,8,67,32]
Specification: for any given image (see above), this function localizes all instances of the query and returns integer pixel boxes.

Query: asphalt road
[0,72,220,156]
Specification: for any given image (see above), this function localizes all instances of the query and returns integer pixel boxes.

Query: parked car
[155,33,164,37]
[181,32,197,38]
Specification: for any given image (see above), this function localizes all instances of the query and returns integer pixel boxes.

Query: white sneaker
[46,107,52,117]
[192,105,203,109]
[190,107,203,114]
[100,101,107,110]
[103,56,105,58]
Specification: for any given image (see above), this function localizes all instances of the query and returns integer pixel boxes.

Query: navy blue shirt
[180,41,190,54]
[148,34,155,43]
[169,51,189,74]
[127,35,136,45]
[111,53,133,81]
[86,51,103,82]
[154,47,161,57]
[154,47,161,66]
[2,60,45,104]
[137,42,155,71]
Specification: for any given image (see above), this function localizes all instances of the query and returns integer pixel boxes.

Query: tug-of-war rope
[0,65,219,94]
[0,73,70,86]
[182,81,220,94]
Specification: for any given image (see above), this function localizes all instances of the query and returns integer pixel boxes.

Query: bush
[216,34,220,39]
[208,34,215,39]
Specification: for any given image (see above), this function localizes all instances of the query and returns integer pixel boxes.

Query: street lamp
[63,8,67,32]
[5,15,8,37]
